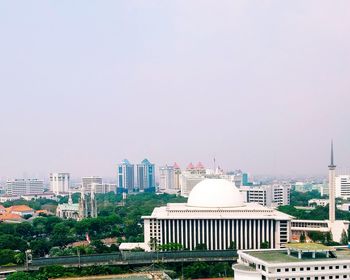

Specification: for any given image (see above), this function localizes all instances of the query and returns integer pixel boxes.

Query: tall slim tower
[328,141,336,223]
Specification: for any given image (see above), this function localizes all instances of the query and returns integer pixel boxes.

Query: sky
[0,1,349,179]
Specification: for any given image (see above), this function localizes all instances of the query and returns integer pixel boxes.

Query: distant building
[159,165,175,193]
[136,159,155,192]
[240,184,291,207]
[50,173,70,195]
[82,176,103,192]
[308,198,329,207]
[335,174,350,199]
[91,183,116,194]
[56,192,79,220]
[117,159,135,193]
[6,179,44,195]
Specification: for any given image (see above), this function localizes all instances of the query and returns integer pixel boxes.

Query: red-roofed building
[6,205,34,217]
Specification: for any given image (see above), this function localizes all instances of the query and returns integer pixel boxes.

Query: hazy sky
[0,1,349,179]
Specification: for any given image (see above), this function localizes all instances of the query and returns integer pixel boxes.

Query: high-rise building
[159,165,175,193]
[6,179,44,195]
[240,184,291,207]
[81,176,103,192]
[136,159,155,192]
[117,159,135,193]
[50,173,70,194]
[335,174,350,198]
[90,183,117,194]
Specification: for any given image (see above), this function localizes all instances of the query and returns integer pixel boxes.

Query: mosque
[142,178,292,251]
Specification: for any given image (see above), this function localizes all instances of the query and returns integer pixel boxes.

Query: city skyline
[1,1,350,178]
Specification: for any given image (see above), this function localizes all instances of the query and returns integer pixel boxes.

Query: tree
[195,243,207,250]
[341,229,348,245]
[261,241,270,249]
[0,249,15,265]
[228,241,236,250]
[299,232,306,243]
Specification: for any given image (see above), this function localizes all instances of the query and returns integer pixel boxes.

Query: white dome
[187,179,244,208]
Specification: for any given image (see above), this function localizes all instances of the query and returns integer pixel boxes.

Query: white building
[240,184,291,207]
[81,176,103,192]
[180,172,205,197]
[6,179,44,195]
[159,165,176,193]
[91,183,116,194]
[234,244,350,280]
[142,179,292,252]
[50,173,70,195]
[308,198,329,207]
[335,174,350,199]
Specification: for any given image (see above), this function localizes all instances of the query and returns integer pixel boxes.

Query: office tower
[90,183,117,194]
[50,173,70,195]
[136,159,155,192]
[329,141,336,223]
[143,179,291,251]
[6,179,44,195]
[335,174,350,198]
[159,165,175,192]
[240,184,291,207]
[81,176,103,192]
[117,159,135,193]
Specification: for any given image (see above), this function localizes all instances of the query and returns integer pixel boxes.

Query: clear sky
[0,1,349,179]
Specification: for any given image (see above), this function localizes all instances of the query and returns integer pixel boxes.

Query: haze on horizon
[0,1,349,180]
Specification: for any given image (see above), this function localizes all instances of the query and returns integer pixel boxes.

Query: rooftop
[245,247,350,264]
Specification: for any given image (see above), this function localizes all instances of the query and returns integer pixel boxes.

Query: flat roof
[245,247,350,264]
[285,243,335,252]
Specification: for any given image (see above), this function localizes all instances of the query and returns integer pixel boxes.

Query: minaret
[328,140,336,223]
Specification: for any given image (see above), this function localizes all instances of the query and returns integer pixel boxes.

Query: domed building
[142,179,292,251]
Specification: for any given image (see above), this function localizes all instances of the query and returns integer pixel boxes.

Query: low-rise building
[234,244,350,280]
[308,198,329,207]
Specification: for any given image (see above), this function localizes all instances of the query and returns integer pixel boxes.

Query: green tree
[341,229,348,245]
[261,241,270,248]
[195,243,207,250]
[0,249,15,265]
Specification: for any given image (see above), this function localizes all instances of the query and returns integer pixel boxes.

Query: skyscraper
[159,165,175,192]
[117,159,135,193]
[50,173,70,194]
[136,159,155,192]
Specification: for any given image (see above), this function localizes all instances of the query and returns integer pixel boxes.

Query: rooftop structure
[234,245,350,280]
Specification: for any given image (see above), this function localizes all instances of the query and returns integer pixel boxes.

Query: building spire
[329,140,336,168]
